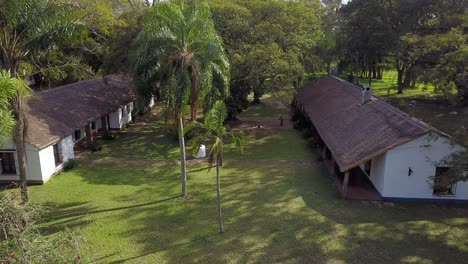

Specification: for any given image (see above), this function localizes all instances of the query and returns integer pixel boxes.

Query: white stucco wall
[38,144,57,182]
[0,140,15,149]
[0,141,42,182]
[121,102,133,126]
[381,133,468,200]
[25,143,43,182]
[38,136,75,183]
[94,117,103,131]
[369,154,387,195]
[1,136,75,183]
[109,108,122,129]
[60,135,75,163]
[109,102,134,129]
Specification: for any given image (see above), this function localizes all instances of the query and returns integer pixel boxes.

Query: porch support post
[85,122,93,148]
[342,171,350,199]
[101,115,109,134]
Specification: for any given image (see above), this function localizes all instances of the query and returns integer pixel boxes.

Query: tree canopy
[207,0,323,117]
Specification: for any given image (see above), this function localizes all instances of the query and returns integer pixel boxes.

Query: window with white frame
[53,144,62,167]
[0,152,17,175]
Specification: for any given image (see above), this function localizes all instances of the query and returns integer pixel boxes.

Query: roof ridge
[31,74,125,96]
[329,76,433,132]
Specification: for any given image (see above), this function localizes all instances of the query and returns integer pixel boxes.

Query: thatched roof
[295,76,443,172]
[24,75,136,149]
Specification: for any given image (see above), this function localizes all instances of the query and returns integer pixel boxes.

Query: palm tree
[0,71,30,145]
[0,0,81,201]
[133,2,230,197]
[185,101,243,233]
[0,71,30,200]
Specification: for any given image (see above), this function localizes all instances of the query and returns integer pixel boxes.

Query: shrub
[131,109,138,120]
[291,109,303,122]
[103,132,116,140]
[302,128,314,139]
[63,159,77,171]
[306,137,318,148]
[138,107,150,116]
[90,141,103,152]
[0,188,83,263]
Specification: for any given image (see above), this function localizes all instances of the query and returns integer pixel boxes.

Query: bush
[0,188,83,263]
[306,137,318,148]
[138,107,150,116]
[291,110,303,122]
[302,128,314,139]
[90,141,103,152]
[63,159,77,171]
[103,132,116,140]
[131,109,138,120]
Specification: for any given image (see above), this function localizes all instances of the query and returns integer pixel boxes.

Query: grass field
[28,101,468,263]
[352,71,435,97]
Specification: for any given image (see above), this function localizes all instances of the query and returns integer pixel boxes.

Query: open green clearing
[348,71,434,98]
[29,101,468,263]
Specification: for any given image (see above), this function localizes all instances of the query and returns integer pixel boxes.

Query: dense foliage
[336,0,467,99]
[207,0,323,118]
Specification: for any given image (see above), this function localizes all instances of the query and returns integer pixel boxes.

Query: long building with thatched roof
[0,75,137,183]
[294,76,467,201]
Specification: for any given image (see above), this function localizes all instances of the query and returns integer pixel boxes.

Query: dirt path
[79,157,321,168]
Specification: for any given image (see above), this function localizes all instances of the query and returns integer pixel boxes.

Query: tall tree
[0,0,81,201]
[133,1,229,196]
[0,71,29,145]
[208,0,322,116]
[185,101,243,233]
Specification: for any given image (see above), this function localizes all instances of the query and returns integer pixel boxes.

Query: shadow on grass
[89,120,180,162]
[33,101,468,263]
[101,162,468,263]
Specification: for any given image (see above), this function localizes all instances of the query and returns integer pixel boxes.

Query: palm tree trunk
[12,97,28,202]
[178,116,187,197]
[190,73,199,122]
[216,161,225,234]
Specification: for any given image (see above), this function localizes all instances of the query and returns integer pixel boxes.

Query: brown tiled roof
[25,75,136,149]
[295,76,439,172]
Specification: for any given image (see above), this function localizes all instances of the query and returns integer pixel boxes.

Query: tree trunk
[12,97,28,202]
[190,71,199,122]
[377,68,383,79]
[368,66,372,86]
[178,116,187,197]
[216,161,225,234]
[397,69,404,94]
[403,68,412,88]
[252,87,262,104]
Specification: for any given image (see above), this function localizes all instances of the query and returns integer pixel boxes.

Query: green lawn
[349,71,435,98]
[28,101,468,263]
